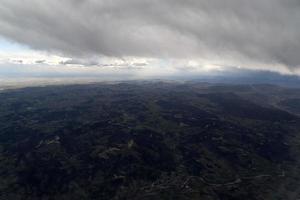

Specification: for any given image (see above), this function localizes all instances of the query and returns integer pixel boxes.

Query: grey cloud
[0,0,300,69]
[132,63,148,67]
[59,58,148,68]
[35,60,46,64]
[99,62,147,68]
[60,59,100,66]
[11,59,23,64]
[100,63,129,67]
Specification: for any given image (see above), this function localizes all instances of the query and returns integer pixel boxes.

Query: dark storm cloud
[0,0,300,68]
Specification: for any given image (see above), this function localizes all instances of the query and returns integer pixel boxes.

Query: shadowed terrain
[0,81,300,200]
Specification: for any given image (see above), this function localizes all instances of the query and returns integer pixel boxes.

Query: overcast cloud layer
[0,0,300,71]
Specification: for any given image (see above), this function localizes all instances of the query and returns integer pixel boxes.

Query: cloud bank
[0,0,300,71]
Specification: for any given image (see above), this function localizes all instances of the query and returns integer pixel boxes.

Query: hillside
[0,82,300,200]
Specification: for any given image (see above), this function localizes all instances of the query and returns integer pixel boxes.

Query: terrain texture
[0,82,300,200]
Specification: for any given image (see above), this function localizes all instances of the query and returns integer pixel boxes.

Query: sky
[0,0,300,81]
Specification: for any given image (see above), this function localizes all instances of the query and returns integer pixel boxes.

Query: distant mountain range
[179,68,300,88]
[1,66,300,89]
